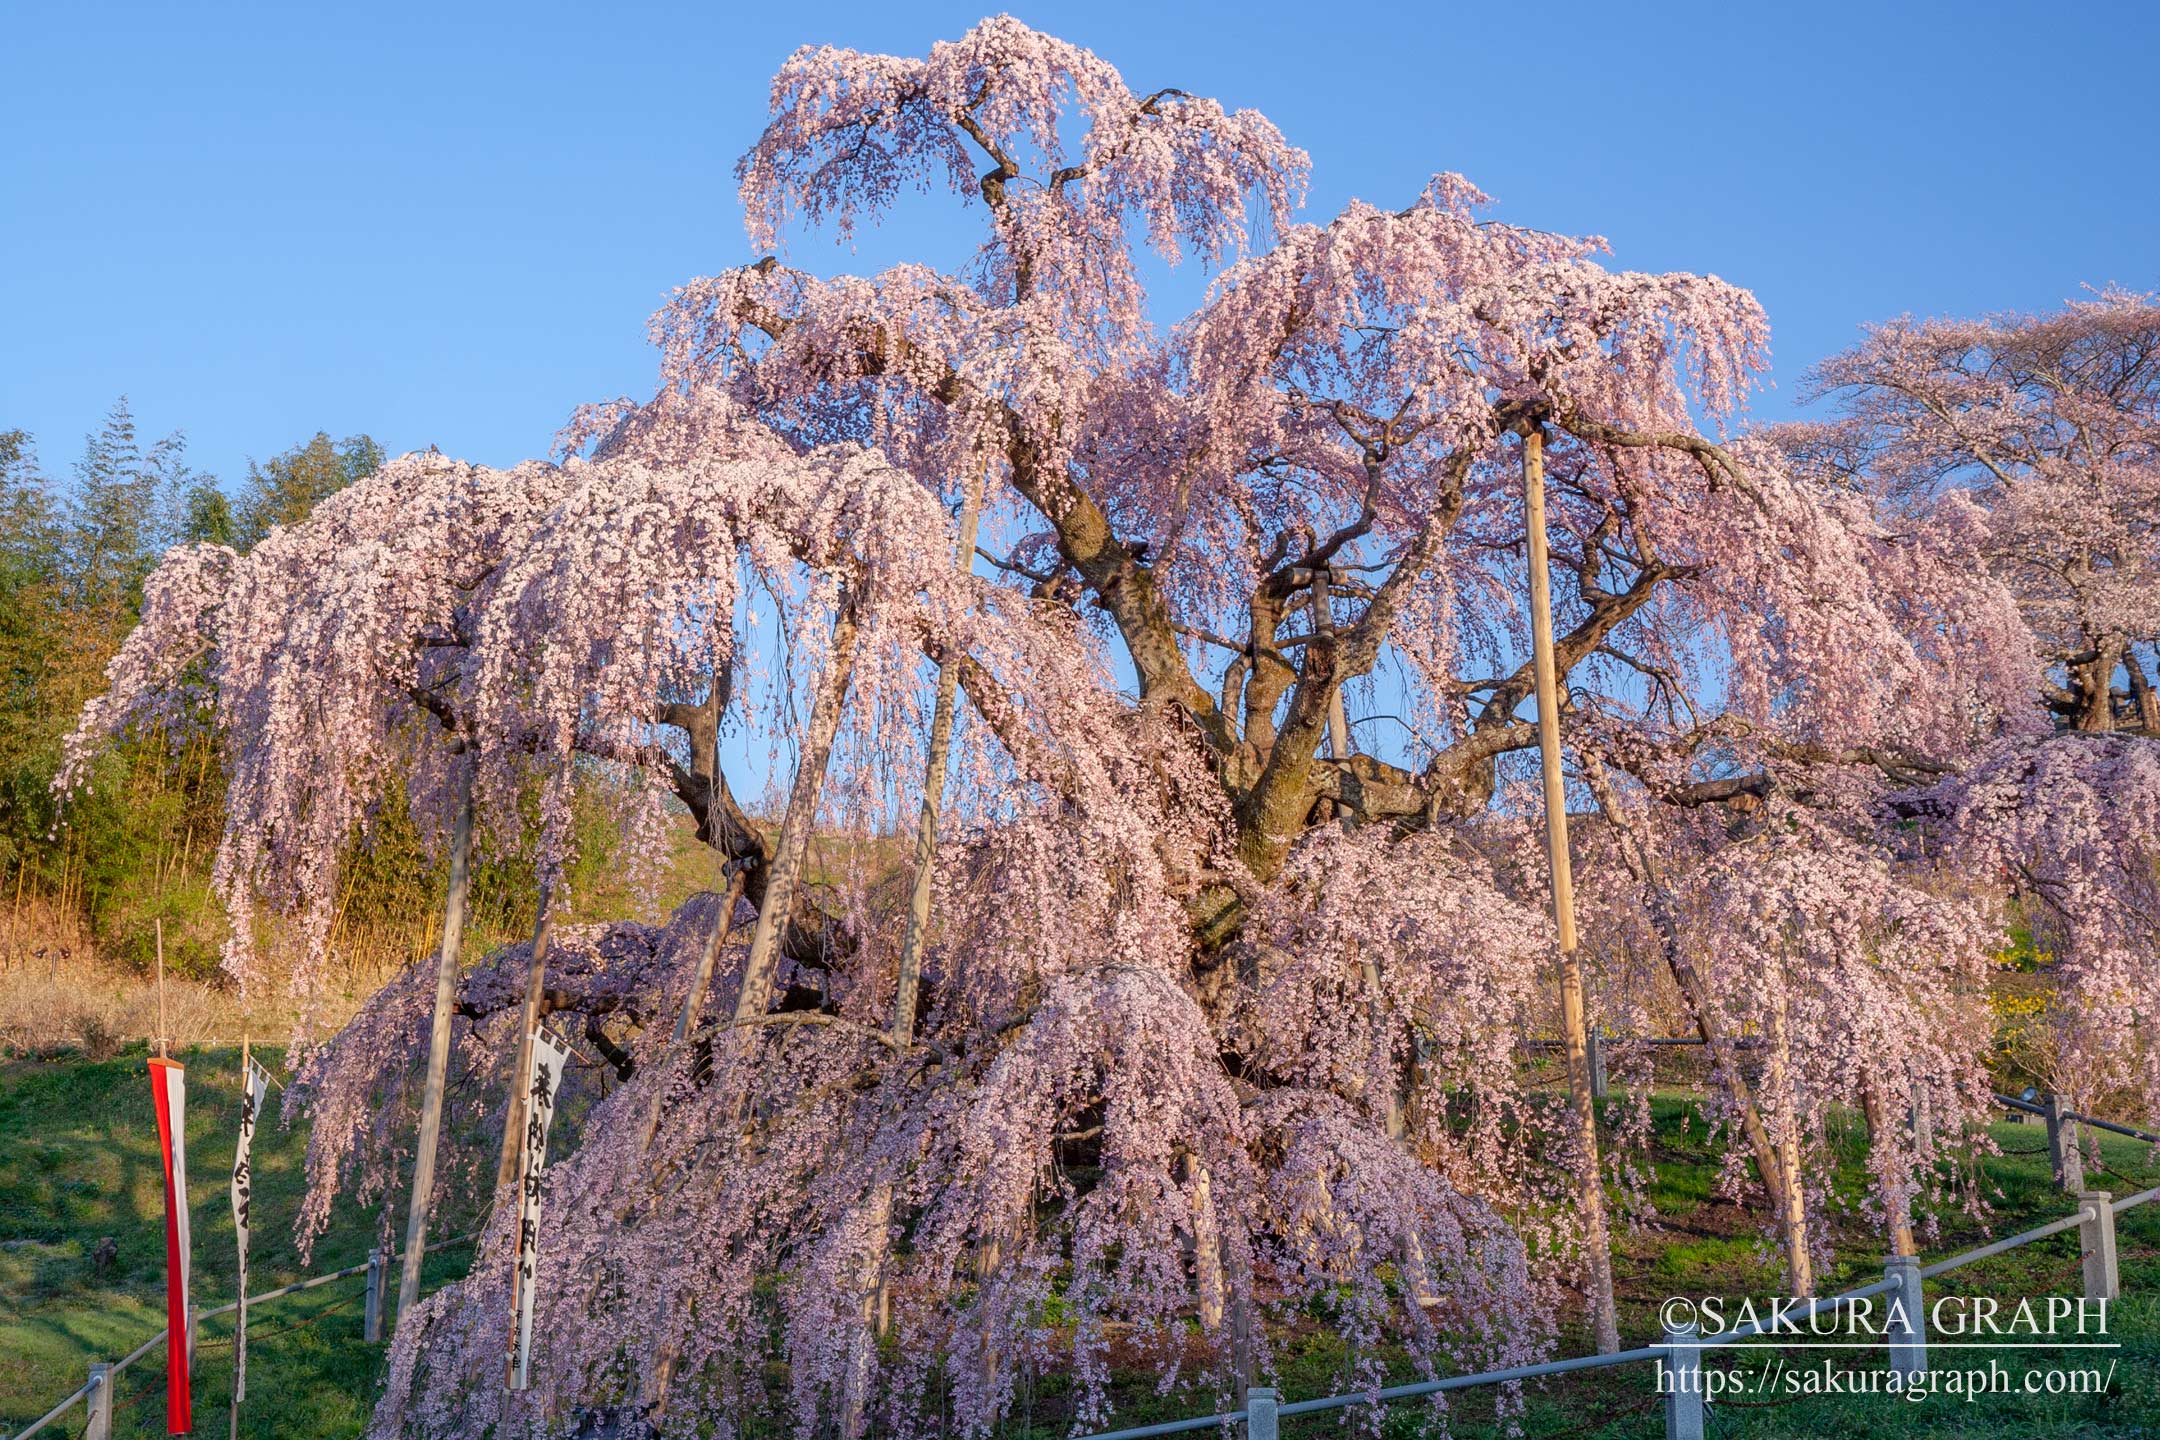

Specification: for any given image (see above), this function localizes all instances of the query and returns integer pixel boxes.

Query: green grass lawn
[0,1044,476,1439]
[1019,1096,2160,1440]
[3,1056,2154,1439]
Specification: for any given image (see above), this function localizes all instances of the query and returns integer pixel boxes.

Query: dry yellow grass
[0,897,392,1057]
[0,811,731,1057]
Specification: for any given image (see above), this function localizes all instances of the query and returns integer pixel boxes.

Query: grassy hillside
[3,1054,2155,1438]
[0,1045,479,1438]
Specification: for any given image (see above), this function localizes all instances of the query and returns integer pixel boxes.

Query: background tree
[1786,289,2160,1125]
[60,398,192,616]
[179,480,236,547]
[6,407,418,980]
[232,430,384,552]
[2,401,195,903]
[1790,289,2158,735]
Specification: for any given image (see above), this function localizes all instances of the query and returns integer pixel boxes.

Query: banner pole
[231,1031,250,1440]
[155,918,168,1059]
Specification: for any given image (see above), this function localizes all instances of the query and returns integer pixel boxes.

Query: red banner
[149,1057,193,1434]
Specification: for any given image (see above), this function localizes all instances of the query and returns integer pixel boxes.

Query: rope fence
[1077,1145,2156,1440]
[9,1232,476,1440]
[11,1083,2154,1439]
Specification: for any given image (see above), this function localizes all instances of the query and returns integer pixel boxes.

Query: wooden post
[2044,1093,2085,1193]
[2078,1191,2119,1302]
[397,770,476,1328]
[1861,1084,1917,1261]
[1587,1027,1608,1104]
[363,1246,386,1342]
[632,683,750,1175]
[1763,998,1814,1294]
[1660,1324,1704,1440]
[635,867,749,1165]
[673,867,748,1049]
[1578,754,1809,1290]
[85,1362,113,1440]
[732,601,862,1029]
[1521,425,1621,1354]
[1243,1386,1279,1440]
[840,469,988,1440]
[155,918,169,1058]
[495,882,558,1191]
[888,466,987,1050]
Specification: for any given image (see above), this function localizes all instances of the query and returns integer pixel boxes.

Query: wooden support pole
[1861,1083,1917,1260]
[674,867,749,1049]
[397,769,476,1329]
[733,601,863,1029]
[1522,426,1620,1354]
[495,881,558,1191]
[633,868,750,1169]
[363,1246,386,1342]
[1763,998,1814,1294]
[1578,755,1807,1288]
[840,470,987,1440]
[2045,1093,2086,1193]
[888,466,986,1052]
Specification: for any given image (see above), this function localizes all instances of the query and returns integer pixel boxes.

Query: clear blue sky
[5,1,2156,489]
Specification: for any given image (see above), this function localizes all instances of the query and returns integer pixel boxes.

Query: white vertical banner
[506,1028,569,1391]
[229,1055,270,1407]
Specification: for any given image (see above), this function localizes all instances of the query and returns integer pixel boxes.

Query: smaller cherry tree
[1790,290,2160,1124]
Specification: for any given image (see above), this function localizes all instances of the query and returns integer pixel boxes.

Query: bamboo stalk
[396,767,476,1328]
[1522,426,1620,1354]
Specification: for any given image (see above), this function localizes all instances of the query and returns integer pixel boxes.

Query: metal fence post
[2044,1094,2085,1192]
[1886,1255,1927,1375]
[364,1246,386,1343]
[1661,1322,1703,1440]
[1588,1029,1609,1103]
[2078,1192,2119,1302]
[84,1362,112,1440]
[1244,1385,1279,1440]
